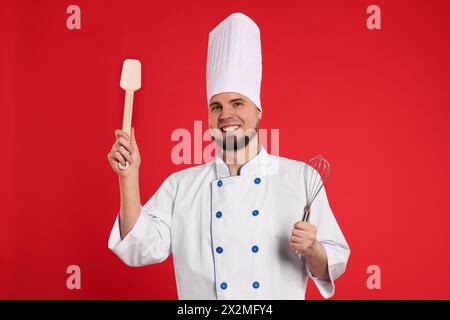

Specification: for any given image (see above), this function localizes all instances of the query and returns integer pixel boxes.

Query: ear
[207,116,212,129]
[257,109,262,121]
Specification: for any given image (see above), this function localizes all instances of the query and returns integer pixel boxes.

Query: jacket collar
[214,144,269,179]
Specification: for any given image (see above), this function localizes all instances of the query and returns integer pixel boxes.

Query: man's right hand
[107,127,141,178]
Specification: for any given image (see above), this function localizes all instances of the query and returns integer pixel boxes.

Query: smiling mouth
[221,125,241,133]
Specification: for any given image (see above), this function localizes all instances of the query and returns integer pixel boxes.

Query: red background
[2,0,450,299]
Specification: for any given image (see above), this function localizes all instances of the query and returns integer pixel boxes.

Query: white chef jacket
[108,146,350,299]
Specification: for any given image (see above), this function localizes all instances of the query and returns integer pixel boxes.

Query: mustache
[219,121,243,127]
[209,127,257,136]
[210,127,259,151]
[218,116,244,127]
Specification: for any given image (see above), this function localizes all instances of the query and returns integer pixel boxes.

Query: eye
[211,105,222,111]
[233,102,243,107]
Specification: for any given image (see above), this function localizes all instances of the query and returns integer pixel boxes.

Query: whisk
[294,155,330,256]
[302,155,330,222]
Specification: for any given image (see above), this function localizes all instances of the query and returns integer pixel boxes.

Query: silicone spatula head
[120,59,141,91]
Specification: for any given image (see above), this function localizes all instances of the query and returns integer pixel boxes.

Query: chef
[107,12,350,300]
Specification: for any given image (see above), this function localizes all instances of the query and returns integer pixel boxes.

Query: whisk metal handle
[294,206,312,256]
[302,206,310,222]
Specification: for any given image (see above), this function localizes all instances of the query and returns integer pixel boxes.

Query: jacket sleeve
[108,174,177,267]
[306,184,351,299]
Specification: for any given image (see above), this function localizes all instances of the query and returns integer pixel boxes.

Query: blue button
[252,245,259,253]
[252,281,260,289]
[252,210,259,216]
[216,211,223,218]
[254,177,261,184]
[217,180,223,187]
[216,246,224,254]
[220,282,227,290]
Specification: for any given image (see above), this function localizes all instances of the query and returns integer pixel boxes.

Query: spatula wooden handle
[118,90,134,170]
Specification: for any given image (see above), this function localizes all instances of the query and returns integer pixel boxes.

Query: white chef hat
[206,12,262,111]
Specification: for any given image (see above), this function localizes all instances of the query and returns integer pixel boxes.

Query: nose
[219,113,234,122]
[218,104,237,121]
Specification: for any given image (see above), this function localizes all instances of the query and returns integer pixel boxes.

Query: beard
[212,120,260,151]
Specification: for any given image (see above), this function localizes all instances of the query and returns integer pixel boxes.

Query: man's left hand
[290,221,319,257]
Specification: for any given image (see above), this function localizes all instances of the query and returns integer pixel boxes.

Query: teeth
[222,126,240,133]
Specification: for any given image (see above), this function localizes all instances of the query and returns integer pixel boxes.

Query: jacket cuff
[306,243,346,299]
[108,206,147,254]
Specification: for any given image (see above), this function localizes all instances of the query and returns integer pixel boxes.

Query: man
[107,12,350,299]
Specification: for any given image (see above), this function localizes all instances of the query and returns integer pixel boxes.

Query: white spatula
[118,59,141,170]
